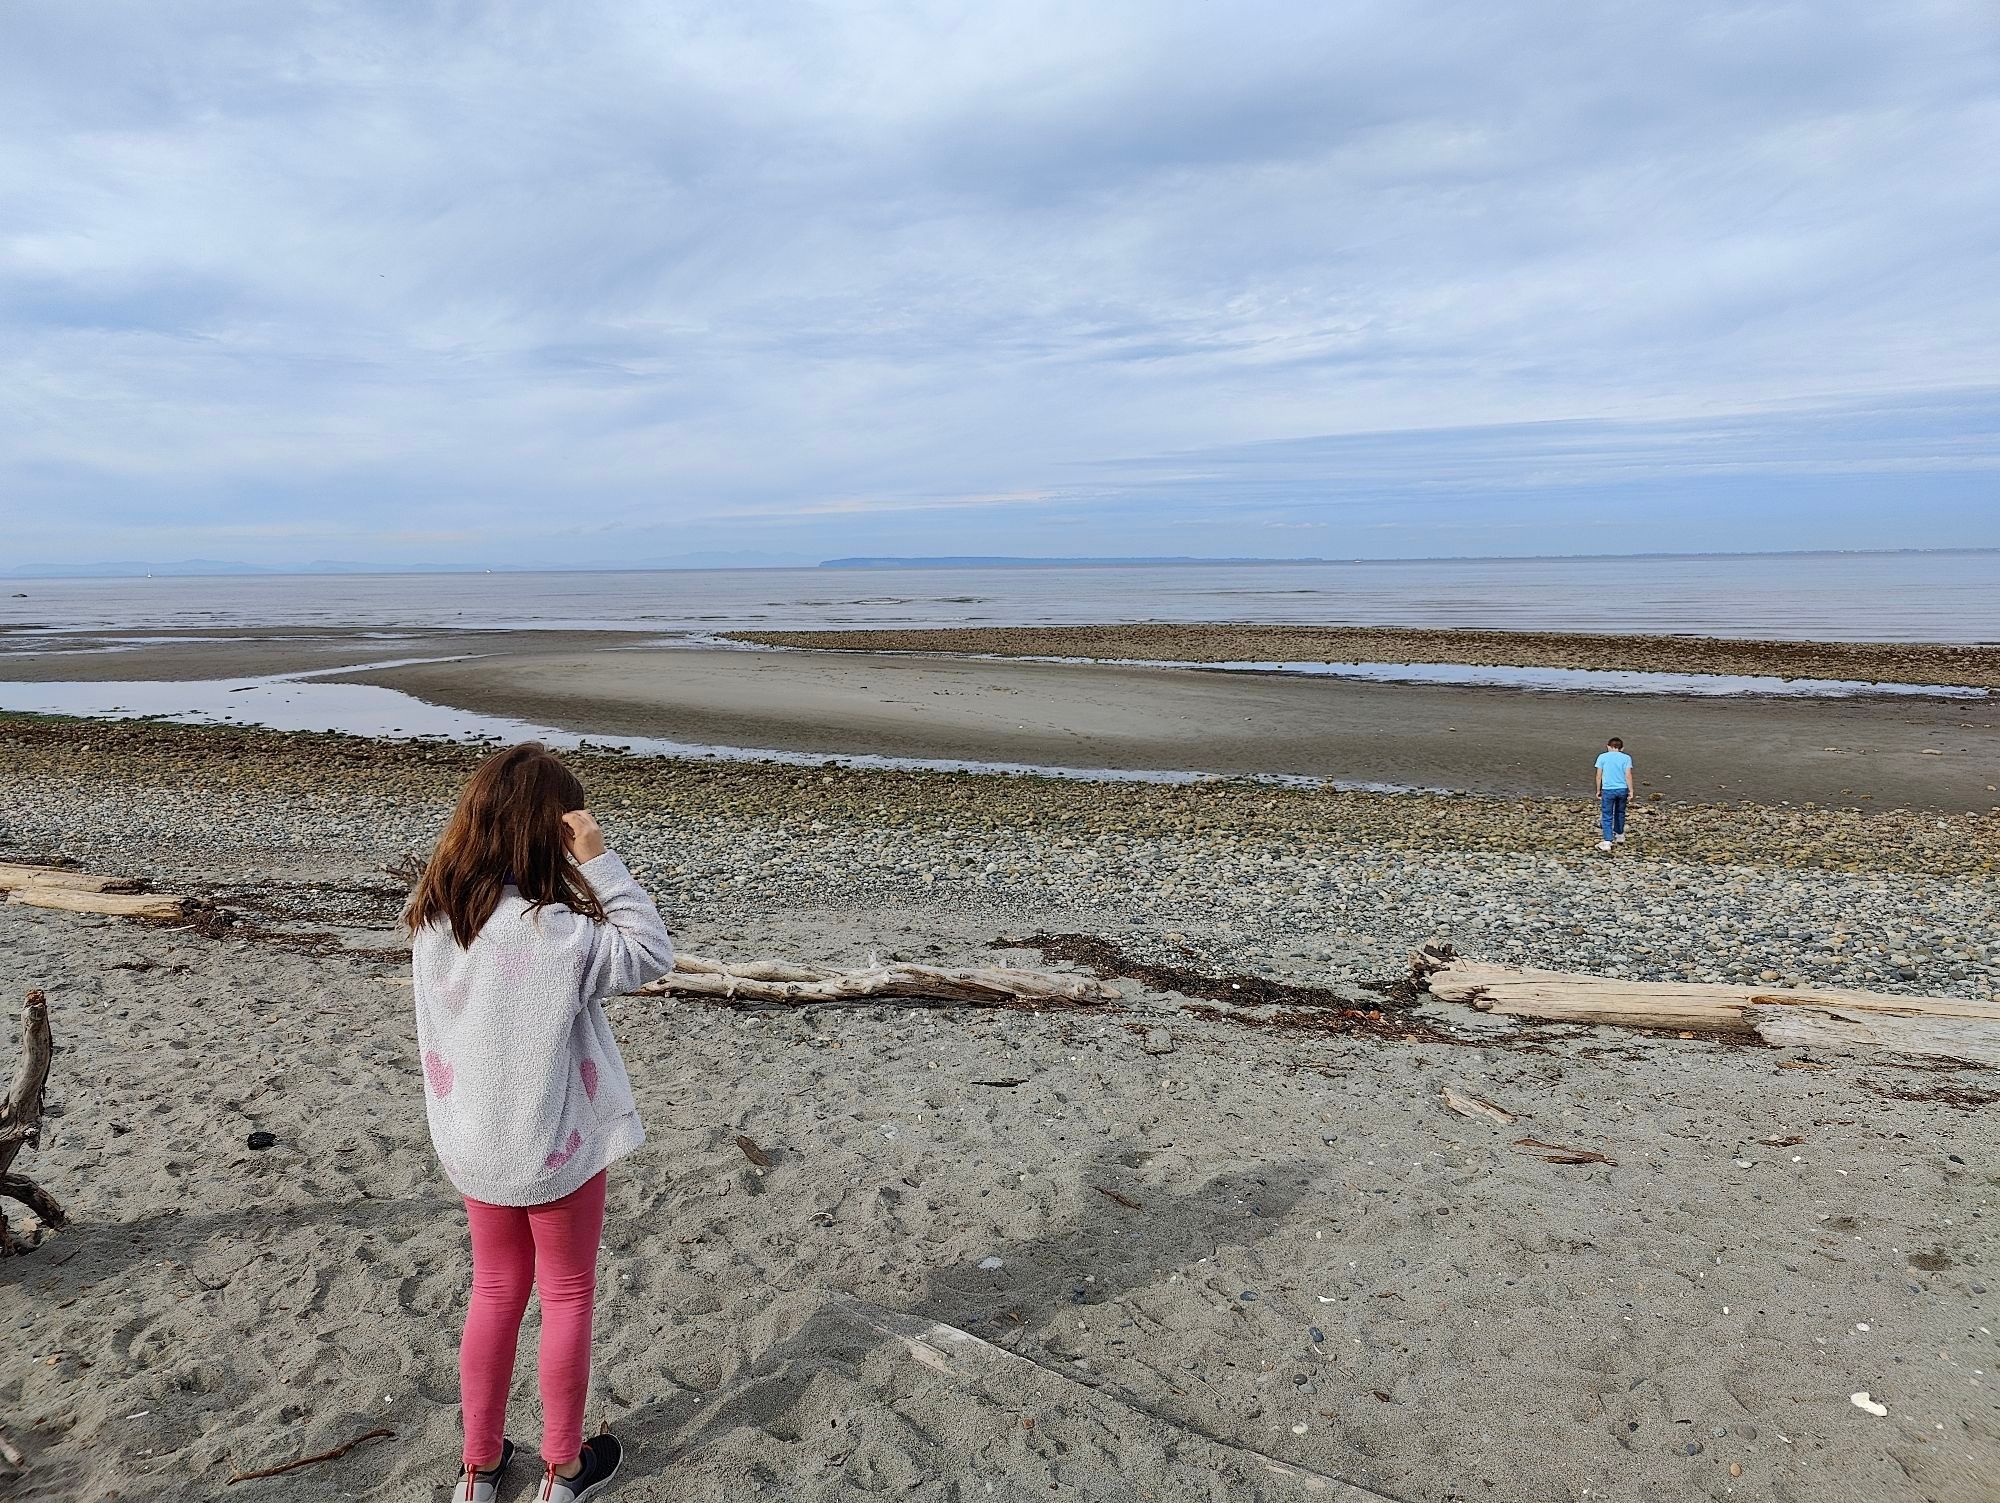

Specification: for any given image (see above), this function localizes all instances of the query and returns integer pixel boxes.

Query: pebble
[978,1256,1004,1271]
[1141,1027,1175,1055]
[1684,1441,1703,1456]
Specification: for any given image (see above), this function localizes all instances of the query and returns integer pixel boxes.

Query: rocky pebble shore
[4,716,1996,1003]
[736,623,2000,689]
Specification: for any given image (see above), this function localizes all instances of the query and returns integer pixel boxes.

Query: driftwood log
[0,863,144,895]
[1412,947,2000,1067]
[8,887,190,920]
[0,990,65,1255]
[636,953,1119,1009]
[0,861,187,919]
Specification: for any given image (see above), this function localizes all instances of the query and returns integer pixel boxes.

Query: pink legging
[460,1171,606,1468]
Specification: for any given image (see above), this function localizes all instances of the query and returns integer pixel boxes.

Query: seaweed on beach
[996,932,1371,1010]
[1170,1001,1458,1046]
[1856,1076,1998,1111]
[1000,931,1460,1044]
[168,886,409,964]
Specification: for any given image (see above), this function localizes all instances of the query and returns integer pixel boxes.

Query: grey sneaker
[534,1436,622,1501]
[457,1439,515,1502]
[1596,840,1613,853]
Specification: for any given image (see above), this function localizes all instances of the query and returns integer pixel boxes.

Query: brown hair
[1607,737,1624,748]
[404,742,608,948]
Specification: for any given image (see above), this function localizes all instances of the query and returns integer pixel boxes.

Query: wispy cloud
[2,1,1996,566]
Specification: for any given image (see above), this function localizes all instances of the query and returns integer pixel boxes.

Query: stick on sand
[223,1427,395,1486]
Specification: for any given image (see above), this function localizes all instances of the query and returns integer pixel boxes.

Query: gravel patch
[4,719,1994,1003]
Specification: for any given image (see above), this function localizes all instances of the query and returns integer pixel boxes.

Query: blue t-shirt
[1595,749,1633,792]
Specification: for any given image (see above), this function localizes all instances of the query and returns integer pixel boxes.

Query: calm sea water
[2,552,1995,641]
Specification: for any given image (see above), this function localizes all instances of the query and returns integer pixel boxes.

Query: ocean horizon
[4,549,1996,641]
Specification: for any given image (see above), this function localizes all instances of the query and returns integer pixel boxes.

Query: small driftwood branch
[636,953,1119,1009]
[0,990,65,1255]
[1410,945,2000,1067]
[224,1427,395,1485]
[1512,1136,1616,1166]
[1440,1087,1514,1125]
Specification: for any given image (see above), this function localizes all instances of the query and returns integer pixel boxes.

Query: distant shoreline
[4,544,1994,581]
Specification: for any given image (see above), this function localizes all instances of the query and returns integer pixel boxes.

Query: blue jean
[1600,789,1629,842]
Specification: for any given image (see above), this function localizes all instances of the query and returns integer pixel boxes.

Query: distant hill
[817,555,1327,569]
[2,552,817,579]
[7,559,282,577]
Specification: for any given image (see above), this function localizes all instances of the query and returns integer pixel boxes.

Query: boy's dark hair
[1607,737,1624,749]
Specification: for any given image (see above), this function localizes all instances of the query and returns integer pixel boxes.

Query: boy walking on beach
[1594,737,1632,853]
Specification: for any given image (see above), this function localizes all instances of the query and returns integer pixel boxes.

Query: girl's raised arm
[570,847,676,1006]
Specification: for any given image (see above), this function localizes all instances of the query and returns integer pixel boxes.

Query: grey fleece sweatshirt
[411,850,674,1206]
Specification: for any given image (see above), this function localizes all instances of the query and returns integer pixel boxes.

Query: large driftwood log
[7,887,188,919]
[0,863,143,895]
[1744,1004,2000,1067]
[636,953,1119,1009]
[0,990,65,1255]
[0,861,185,918]
[1413,949,2000,1067]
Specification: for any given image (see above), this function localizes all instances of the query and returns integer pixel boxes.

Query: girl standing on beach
[405,743,675,1503]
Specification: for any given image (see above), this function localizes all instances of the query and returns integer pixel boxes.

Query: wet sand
[735,624,2000,690]
[0,626,640,682]
[5,625,1997,809]
[340,647,2000,809]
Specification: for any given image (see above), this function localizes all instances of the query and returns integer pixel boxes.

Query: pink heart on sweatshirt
[423,1050,454,1097]
[579,1058,600,1101]
[544,1128,583,1171]
[494,947,537,984]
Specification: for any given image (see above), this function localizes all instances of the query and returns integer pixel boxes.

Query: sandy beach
[1,711,1995,1502]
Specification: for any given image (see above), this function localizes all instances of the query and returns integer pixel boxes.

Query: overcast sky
[3,1,1997,569]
